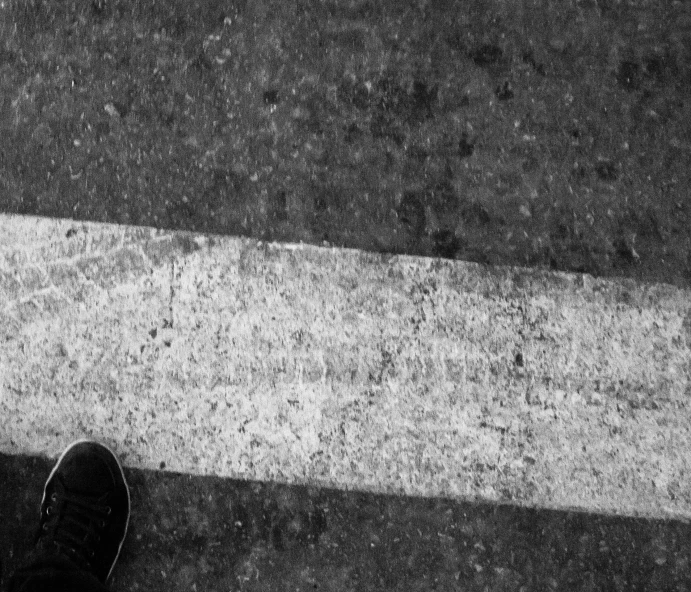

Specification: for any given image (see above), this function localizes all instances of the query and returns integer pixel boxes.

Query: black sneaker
[35,439,131,584]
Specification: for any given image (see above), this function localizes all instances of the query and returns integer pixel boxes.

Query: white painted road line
[1,214,690,522]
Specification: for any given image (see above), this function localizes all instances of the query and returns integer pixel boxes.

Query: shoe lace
[39,477,112,570]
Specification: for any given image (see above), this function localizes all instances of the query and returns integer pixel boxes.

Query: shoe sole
[40,438,131,583]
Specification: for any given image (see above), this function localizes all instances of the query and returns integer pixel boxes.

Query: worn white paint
[1,214,689,522]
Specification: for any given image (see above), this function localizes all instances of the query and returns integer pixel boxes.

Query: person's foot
[35,439,130,584]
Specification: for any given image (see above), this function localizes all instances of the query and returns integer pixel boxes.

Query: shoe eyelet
[51,493,57,502]
[42,523,49,531]
[100,520,107,528]
[46,507,52,516]
[105,507,112,515]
